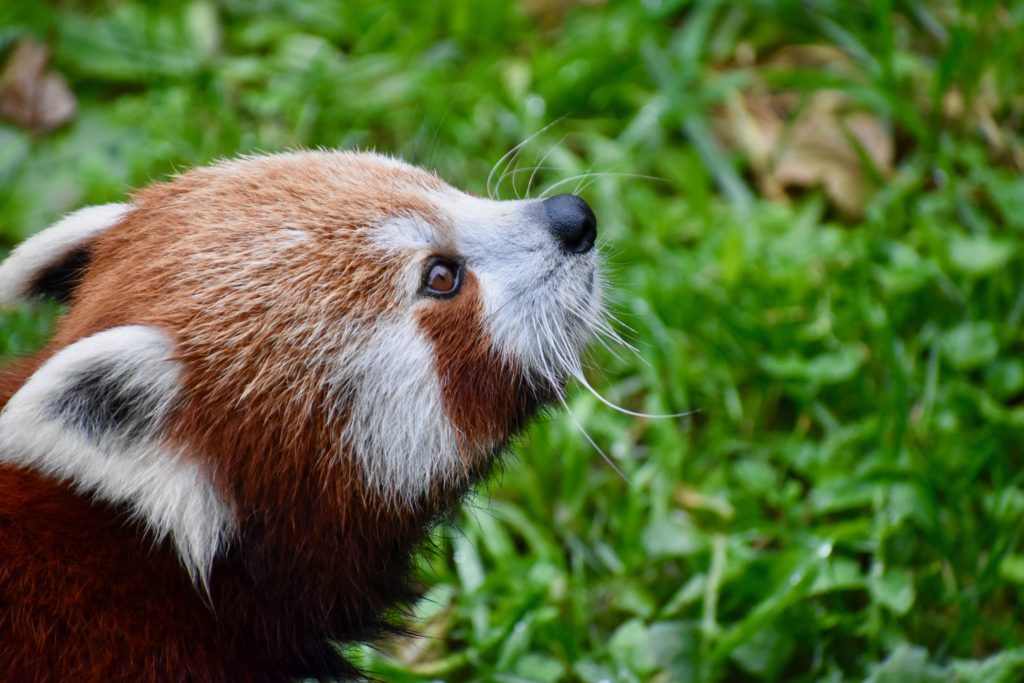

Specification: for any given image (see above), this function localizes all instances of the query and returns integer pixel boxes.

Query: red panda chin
[0,150,602,681]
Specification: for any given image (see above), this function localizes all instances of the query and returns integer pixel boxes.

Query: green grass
[2,1,1024,681]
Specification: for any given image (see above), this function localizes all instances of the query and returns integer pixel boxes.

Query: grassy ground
[2,1,1024,681]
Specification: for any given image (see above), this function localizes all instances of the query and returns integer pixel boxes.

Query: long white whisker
[578,172,608,195]
[540,172,666,198]
[599,321,637,352]
[602,308,638,337]
[572,369,696,419]
[590,331,629,363]
[526,135,567,199]
[508,149,527,200]
[487,134,535,200]
[490,118,564,200]
[596,323,641,359]
[572,163,597,196]
[500,166,558,181]
[565,303,634,361]
[558,394,631,484]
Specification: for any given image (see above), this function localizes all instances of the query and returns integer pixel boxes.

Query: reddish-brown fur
[417,272,539,454]
[0,153,545,681]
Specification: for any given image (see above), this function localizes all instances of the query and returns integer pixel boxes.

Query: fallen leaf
[774,93,893,217]
[713,46,894,218]
[721,89,893,218]
[0,38,77,133]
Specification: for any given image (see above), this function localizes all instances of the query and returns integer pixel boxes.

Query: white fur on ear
[0,203,131,304]
[0,325,236,584]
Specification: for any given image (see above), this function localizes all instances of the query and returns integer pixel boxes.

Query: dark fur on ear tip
[25,245,92,303]
[47,360,164,445]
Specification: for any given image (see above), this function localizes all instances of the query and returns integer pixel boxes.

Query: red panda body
[0,462,420,681]
[0,151,602,681]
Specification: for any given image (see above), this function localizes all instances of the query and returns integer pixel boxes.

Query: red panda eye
[421,259,461,298]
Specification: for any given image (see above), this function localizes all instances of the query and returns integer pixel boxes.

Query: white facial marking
[325,182,604,507]
[369,215,439,254]
[0,325,235,584]
[0,203,131,303]
[430,189,603,390]
[334,180,604,504]
[335,316,461,504]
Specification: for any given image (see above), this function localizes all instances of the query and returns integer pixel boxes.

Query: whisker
[558,394,631,485]
[540,172,667,199]
[602,321,639,354]
[601,305,639,336]
[500,166,558,180]
[590,330,630,363]
[572,163,598,196]
[526,135,567,199]
[487,134,532,200]
[578,172,609,195]
[504,147,528,200]
[598,325,639,357]
[572,369,696,419]
[489,118,564,200]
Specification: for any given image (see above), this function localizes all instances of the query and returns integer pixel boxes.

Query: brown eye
[421,258,462,298]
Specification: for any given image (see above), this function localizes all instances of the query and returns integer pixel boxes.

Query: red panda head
[0,151,604,587]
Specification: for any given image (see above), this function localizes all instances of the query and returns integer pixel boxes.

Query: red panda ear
[0,203,130,304]
[0,325,236,584]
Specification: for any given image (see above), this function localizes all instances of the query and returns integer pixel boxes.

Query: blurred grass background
[2,1,1024,681]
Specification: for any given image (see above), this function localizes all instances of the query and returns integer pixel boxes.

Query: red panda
[0,151,603,681]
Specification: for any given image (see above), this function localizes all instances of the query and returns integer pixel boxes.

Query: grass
[2,0,1024,681]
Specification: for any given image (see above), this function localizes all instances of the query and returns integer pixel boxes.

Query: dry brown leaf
[712,43,894,217]
[718,88,893,218]
[0,38,77,133]
[772,92,893,217]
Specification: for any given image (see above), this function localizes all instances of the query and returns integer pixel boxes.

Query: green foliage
[2,0,1022,680]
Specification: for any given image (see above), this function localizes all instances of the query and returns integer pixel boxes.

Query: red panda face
[0,150,603,584]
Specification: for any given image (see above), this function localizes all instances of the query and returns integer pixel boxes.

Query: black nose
[542,194,597,254]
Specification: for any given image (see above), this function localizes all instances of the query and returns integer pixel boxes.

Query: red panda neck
[171,382,468,644]
[0,463,369,679]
